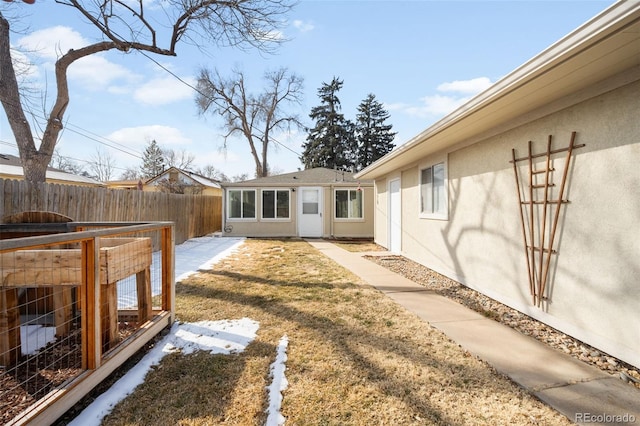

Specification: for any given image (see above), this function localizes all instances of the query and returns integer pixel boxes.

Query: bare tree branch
[1,0,294,184]
[195,66,303,177]
[164,148,196,170]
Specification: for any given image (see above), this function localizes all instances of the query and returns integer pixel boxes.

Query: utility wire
[3,24,303,169]
[0,97,143,159]
[136,49,303,158]
[62,126,142,159]
[0,139,132,173]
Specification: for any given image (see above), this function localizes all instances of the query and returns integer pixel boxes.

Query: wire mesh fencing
[0,222,174,424]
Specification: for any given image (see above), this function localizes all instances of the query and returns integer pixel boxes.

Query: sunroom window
[335,189,363,219]
[228,189,256,219]
[262,190,290,219]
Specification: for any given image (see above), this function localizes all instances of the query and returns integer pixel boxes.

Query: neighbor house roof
[223,167,372,187]
[146,167,221,189]
[0,153,104,186]
[356,1,640,180]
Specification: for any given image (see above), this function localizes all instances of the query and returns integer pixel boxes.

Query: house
[104,179,145,190]
[355,1,640,369]
[0,153,103,186]
[222,167,374,238]
[145,167,222,196]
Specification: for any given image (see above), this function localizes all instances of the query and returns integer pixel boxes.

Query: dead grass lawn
[327,239,386,253]
[102,239,570,425]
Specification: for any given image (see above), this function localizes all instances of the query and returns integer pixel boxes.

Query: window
[420,162,446,218]
[262,190,290,219]
[302,189,319,214]
[228,189,256,219]
[335,189,363,219]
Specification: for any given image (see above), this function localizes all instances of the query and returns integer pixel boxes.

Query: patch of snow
[118,236,244,309]
[175,236,244,283]
[69,318,259,426]
[266,335,289,426]
[166,319,259,356]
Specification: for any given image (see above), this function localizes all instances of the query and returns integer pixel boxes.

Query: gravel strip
[365,254,640,390]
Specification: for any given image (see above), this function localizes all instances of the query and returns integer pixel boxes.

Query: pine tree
[355,94,396,171]
[140,139,166,178]
[301,77,357,170]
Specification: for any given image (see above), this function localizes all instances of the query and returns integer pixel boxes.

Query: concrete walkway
[307,240,640,426]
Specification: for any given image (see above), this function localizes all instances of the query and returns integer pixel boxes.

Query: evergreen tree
[355,93,396,171]
[301,77,357,170]
[140,139,165,178]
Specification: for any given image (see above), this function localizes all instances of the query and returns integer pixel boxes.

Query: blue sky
[0,0,614,180]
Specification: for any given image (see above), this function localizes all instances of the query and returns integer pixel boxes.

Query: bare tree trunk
[261,132,269,177]
[247,133,264,178]
[1,12,123,185]
[35,42,120,182]
[0,14,44,183]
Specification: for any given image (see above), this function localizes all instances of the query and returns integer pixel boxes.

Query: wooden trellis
[510,132,584,307]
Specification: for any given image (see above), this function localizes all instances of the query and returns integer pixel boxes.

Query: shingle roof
[223,167,372,187]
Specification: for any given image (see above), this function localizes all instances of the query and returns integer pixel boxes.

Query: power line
[62,122,143,159]
[62,126,142,159]
[3,30,303,170]
[0,140,19,150]
[0,139,132,173]
[59,153,133,173]
[0,97,143,160]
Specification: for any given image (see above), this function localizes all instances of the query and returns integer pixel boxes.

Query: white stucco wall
[375,77,640,368]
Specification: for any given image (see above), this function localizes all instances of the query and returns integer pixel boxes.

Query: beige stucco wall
[373,178,389,247]
[223,189,298,237]
[223,186,374,238]
[326,186,375,238]
[374,77,640,368]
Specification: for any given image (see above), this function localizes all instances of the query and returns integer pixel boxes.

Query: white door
[298,187,323,237]
[389,179,401,253]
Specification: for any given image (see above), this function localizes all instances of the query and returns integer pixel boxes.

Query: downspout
[330,184,334,238]
[221,188,228,234]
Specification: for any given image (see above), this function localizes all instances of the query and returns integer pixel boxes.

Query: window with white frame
[335,189,363,219]
[420,162,447,218]
[227,189,256,219]
[262,189,290,219]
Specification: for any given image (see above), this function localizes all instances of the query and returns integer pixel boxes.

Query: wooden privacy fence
[0,179,222,244]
